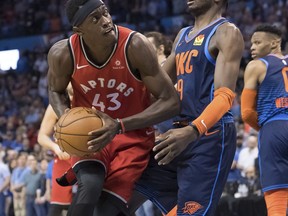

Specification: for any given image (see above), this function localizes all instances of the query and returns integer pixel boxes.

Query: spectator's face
[40,159,48,170]
[245,166,256,180]
[27,155,36,166]
[30,159,38,171]
[147,37,164,59]
[250,32,272,59]
[17,155,27,167]
[246,135,257,149]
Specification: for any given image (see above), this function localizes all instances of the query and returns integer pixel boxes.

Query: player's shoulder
[247,59,267,69]
[48,39,70,59]
[245,59,267,76]
[215,22,242,41]
[48,39,71,63]
[127,31,153,55]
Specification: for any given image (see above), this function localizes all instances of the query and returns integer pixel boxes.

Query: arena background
[0,0,287,216]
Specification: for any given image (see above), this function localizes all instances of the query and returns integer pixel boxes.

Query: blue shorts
[135,122,236,215]
[258,120,288,192]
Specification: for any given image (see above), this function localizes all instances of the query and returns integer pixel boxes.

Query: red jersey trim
[80,26,118,69]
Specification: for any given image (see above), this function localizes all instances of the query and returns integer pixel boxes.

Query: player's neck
[193,10,222,31]
[271,48,284,58]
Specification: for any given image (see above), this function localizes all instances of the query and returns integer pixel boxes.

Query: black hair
[145,31,172,57]
[65,0,89,24]
[254,24,282,38]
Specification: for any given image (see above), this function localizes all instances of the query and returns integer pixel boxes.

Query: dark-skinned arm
[47,39,73,118]
[153,23,244,165]
[162,29,186,83]
[87,33,180,151]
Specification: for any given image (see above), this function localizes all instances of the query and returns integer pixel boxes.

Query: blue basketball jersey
[174,17,233,122]
[257,55,288,126]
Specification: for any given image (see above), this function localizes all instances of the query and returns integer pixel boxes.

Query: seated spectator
[237,134,259,177]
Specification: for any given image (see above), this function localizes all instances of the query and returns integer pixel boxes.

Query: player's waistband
[262,113,288,126]
[173,116,234,128]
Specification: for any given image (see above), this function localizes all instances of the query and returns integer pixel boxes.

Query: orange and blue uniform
[136,18,236,216]
[257,54,288,192]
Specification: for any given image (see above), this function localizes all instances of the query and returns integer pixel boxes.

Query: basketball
[55,107,103,157]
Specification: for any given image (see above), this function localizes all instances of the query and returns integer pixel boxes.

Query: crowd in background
[0,0,288,216]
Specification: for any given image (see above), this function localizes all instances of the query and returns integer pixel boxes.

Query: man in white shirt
[237,134,259,177]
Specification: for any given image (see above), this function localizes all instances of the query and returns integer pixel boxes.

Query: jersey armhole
[125,32,142,80]
[67,37,76,75]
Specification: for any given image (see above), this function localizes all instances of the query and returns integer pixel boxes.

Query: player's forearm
[48,90,70,118]
[38,134,58,152]
[241,89,260,131]
[193,87,235,135]
[120,91,180,132]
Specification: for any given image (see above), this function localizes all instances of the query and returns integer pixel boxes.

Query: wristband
[190,123,200,137]
[116,118,125,134]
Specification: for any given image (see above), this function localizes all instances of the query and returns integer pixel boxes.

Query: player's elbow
[170,94,181,116]
[241,109,252,123]
[37,134,44,146]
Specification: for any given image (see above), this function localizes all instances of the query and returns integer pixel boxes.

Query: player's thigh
[177,123,236,215]
[104,131,154,202]
[134,151,178,214]
[93,191,130,216]
[259,120,288,191]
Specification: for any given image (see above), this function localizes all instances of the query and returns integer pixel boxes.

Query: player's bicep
[243,60,266,90]
[162,52,176,83]
[162,29,185,83]
[47,40,72,93]
[214,24,244,90]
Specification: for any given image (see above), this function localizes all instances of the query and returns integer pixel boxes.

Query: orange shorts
[71,128,154,202]
[51,158,73,205]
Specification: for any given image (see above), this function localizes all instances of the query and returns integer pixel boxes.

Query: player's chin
[251,54,257,59]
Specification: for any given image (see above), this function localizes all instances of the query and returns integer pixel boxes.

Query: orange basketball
[55,107,103,157]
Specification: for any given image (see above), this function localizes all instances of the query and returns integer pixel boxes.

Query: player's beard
[187,0,213,17]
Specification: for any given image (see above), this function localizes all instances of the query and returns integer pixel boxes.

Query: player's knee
[74,162,106,202]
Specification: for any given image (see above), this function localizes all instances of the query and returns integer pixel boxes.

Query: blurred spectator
[225,133,244,197]
[10,153,29,216]
[22,155,46,216]
[0,148,11,216]
[16,51,31,75]
[237,134,259,177]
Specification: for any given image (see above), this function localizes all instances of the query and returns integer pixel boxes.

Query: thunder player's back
[174,17,233,123]
[255,53,288,200]
[257,54,288,125]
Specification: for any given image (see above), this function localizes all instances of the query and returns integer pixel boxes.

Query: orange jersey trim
[241,88,260,131]
[193,87,235,135]
[165,205,177,216]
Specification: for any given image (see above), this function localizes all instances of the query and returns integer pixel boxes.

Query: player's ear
[158,44,165,55]
[271,39,280,50]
